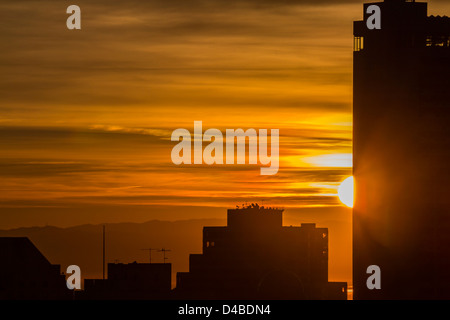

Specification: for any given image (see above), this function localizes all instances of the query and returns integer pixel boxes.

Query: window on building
[426,35,450,47]
[354,36,364,52]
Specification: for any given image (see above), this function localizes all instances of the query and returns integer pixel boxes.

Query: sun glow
[338,176,354,208]
[303,153,353,168]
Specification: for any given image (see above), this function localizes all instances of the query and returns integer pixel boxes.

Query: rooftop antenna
[141,248,158,263]
[102,225,106,280]
[158,248,171,263]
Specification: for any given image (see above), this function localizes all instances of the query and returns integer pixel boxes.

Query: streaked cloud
[6,0,448,225]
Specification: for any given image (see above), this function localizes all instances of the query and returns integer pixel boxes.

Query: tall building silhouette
[353,0,450,299]
[175,204,347,300]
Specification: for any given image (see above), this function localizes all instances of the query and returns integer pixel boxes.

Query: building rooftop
[230,203,283,212]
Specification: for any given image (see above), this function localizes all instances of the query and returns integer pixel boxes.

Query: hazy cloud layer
[5,1,449,224]
[0,126,350,216]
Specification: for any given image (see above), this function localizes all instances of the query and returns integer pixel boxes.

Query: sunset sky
[1,0,449,230]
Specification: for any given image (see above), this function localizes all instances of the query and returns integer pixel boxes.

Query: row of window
[354,37,364,52]
[426,36,450,47]
[206,241,215,247]
[354,35,450,51]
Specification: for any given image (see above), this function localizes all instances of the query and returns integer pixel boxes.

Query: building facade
[176,204,347,300]
[0,237,69,300]
[83,262,171,299]
[353,0,450,299]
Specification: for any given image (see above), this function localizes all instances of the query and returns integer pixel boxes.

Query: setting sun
[338,176,354,208]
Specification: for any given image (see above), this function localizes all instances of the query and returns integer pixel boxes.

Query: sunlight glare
[338,176,354,208]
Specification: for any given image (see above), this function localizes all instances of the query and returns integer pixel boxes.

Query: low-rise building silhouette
[82,262,171,300]
[0,237,69,300]
[175,204,347,300]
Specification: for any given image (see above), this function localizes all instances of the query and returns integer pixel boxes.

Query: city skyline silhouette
[1,0,449,301]
[0,205,347,300]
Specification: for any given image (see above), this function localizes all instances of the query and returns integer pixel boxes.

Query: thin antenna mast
[141,248,158,263]
[102,225,106,280]
[158,248,171,263]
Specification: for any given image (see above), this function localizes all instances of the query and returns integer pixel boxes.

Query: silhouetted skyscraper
[353,0,450,299]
